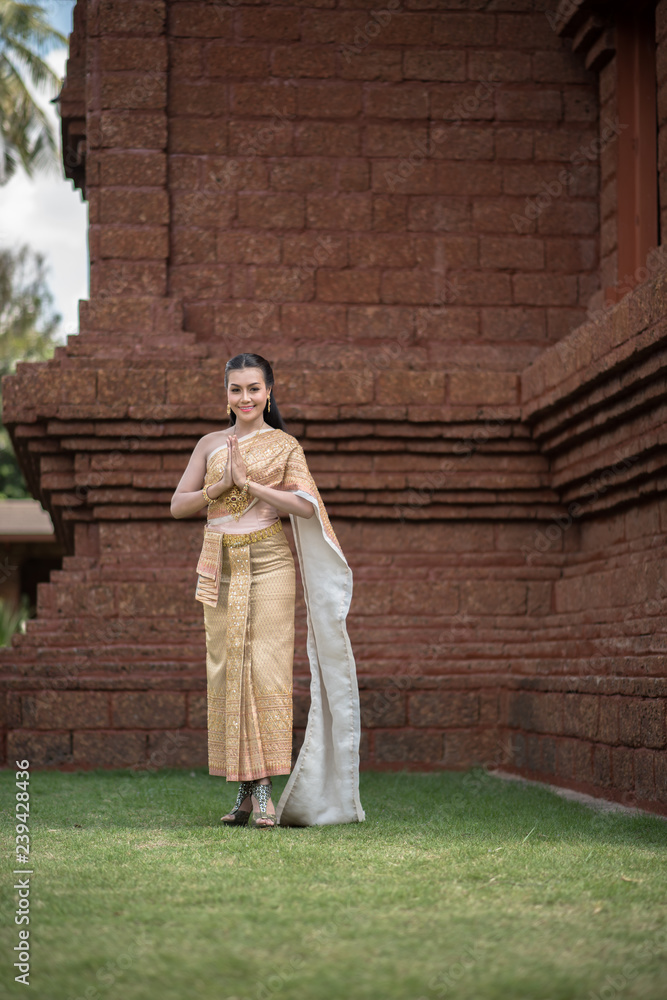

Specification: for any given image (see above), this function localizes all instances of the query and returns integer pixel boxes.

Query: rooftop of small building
[0,498,55,539]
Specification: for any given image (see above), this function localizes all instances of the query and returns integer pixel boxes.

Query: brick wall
[658,1,667,240]
[596,53,617,309]
[1,0,666,816]
[162,0,600,360]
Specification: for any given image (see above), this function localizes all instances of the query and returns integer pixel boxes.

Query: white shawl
[276,490,365,826]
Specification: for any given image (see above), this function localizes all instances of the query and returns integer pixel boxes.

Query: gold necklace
[223,426,264,520]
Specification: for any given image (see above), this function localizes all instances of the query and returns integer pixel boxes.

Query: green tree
[0,0,68,184]
[0,593,30,645]
[0,243,62,498]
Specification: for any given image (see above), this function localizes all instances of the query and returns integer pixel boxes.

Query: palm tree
[0,1,68,184]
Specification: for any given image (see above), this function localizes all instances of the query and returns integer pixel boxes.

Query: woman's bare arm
[246,480,315,519]
[170,439,208,519]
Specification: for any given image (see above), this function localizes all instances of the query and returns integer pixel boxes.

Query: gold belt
[196,520,284,607]
[217,519,283,548]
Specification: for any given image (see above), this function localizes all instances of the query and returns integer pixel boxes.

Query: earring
[267,394,271,413]
[226,403,231,416]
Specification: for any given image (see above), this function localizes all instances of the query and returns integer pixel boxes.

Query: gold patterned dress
[195,428,365,826]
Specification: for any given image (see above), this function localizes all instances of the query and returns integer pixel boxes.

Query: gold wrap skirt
[203,524,296,781]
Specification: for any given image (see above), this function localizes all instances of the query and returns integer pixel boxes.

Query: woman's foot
[221,781,253,825]
[250,777,277,829]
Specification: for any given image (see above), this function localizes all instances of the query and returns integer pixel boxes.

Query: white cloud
[0,45,89,343]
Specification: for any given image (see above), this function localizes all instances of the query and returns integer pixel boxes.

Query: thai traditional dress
[195,426,365,827]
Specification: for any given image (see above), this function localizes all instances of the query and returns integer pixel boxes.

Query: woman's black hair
[224,353,288,431]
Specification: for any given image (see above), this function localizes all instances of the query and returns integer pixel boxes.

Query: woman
[170,353,364,829]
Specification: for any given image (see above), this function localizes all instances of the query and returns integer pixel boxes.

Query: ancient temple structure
[2,0,666,815]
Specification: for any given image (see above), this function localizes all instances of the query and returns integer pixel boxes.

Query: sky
[1,0,88,341]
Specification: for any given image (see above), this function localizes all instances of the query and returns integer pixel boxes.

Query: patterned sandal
[221,781,254,826]
[250,778,277,829]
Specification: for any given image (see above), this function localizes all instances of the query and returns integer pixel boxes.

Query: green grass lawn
[1,767,666,1000]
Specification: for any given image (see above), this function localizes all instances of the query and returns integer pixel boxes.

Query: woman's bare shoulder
[198,428,232,461]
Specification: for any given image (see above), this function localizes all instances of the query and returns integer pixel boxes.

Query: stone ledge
[491,769,667,821]
[521,272,667,419]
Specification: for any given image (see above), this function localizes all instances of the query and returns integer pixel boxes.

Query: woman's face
[226,367,268,420]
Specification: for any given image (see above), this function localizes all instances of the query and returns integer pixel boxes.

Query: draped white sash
[276,491,365,826]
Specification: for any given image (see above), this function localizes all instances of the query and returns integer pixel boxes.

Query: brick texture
[1,0,666,819]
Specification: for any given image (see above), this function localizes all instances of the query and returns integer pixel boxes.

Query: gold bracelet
[202,485,215,505]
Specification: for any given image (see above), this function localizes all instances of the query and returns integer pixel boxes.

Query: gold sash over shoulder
[201,429,341,545]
